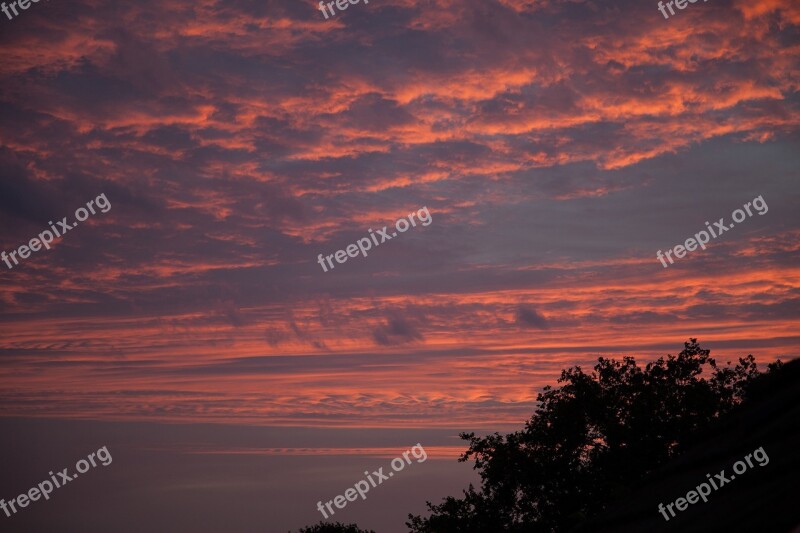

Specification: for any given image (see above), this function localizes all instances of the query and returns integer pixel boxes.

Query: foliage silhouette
[405,339,781,532]
[290,521,376,533]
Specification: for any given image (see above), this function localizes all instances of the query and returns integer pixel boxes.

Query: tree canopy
[293,340,781,532]
[406,339,780,532]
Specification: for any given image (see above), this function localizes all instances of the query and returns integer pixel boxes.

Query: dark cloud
[373,313,424,346]
[334,93,416,132]
[516,305,549,329]
[0,147,63,224]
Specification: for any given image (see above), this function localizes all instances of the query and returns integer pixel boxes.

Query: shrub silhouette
[406,339,781,532]
[291,521,376,533]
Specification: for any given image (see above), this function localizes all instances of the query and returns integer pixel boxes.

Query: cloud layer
[0,0,798,431]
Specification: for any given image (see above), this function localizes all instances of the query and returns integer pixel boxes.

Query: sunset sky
[1,0,798,531]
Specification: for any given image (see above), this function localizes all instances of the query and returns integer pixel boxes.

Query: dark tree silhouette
[406,339,781,532]
[290,521,376,533]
